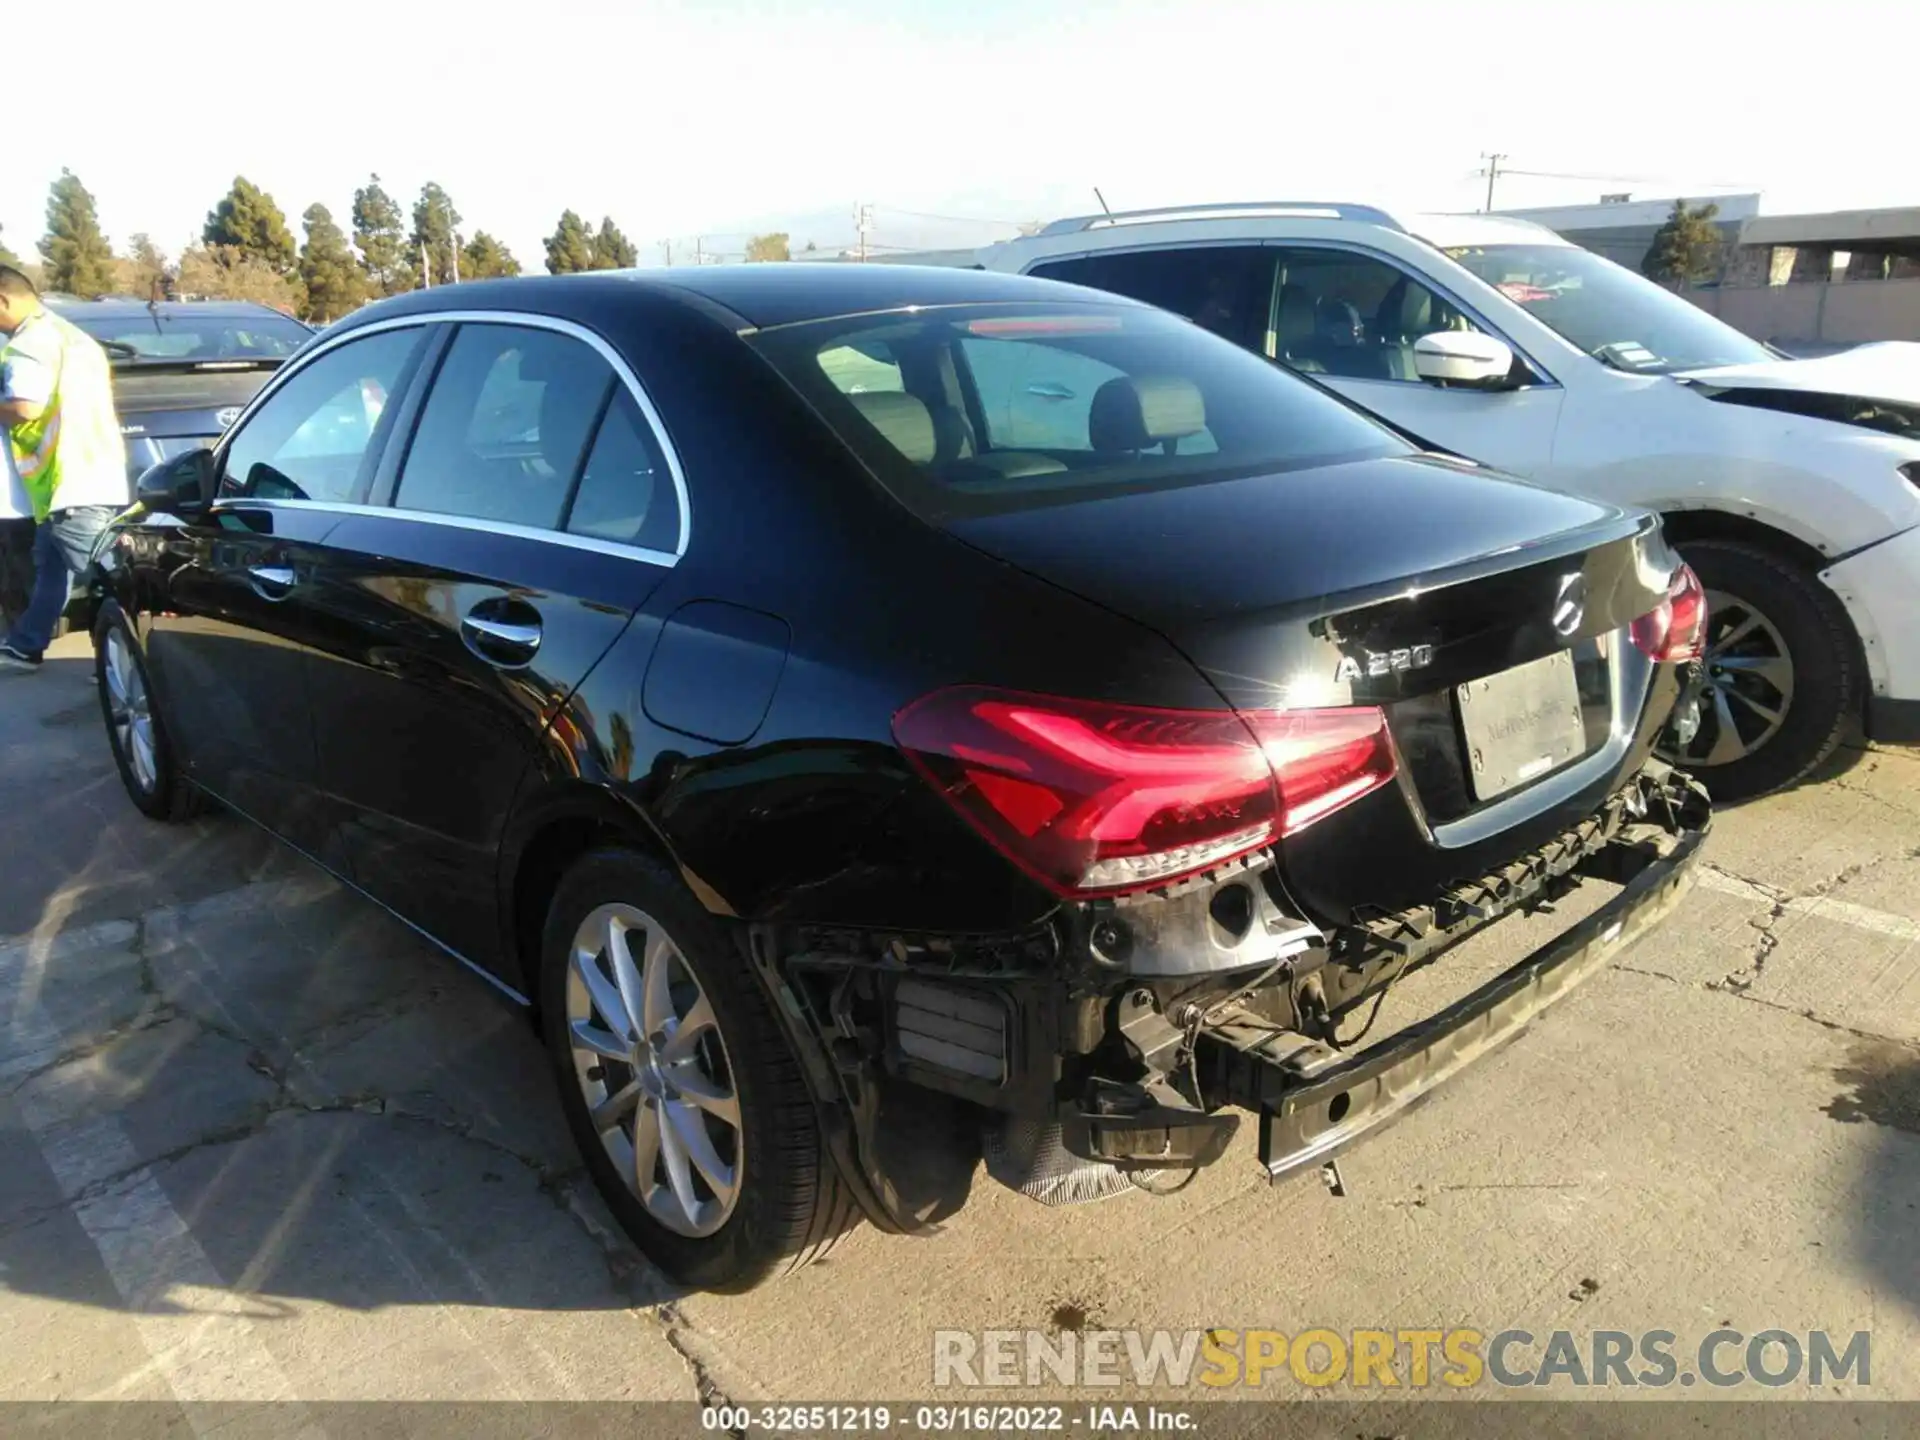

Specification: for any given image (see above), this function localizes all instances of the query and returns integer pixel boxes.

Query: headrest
[849,391,936,465]
[1275,284,1315,344]
[1380,278,1432,337]
[1088,376,1206,453]
[1315,297,1364,347]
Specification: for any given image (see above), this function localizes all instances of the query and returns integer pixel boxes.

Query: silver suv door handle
[248,564,296,596]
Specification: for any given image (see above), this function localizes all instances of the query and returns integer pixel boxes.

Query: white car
[947,202,1920,800]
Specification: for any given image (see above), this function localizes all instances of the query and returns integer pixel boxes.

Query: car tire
[539,847,859,1292]
[94,602,206,823]
[1662,540,1858,802]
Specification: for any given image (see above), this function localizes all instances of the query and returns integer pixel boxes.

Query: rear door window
[563,389,681,553]
[1027,247,1274,351]
[396,324,613,530]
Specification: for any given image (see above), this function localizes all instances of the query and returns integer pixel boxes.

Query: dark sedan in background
[47,296,315,481]
[92,265,1709,1291]
[8,298,315,634]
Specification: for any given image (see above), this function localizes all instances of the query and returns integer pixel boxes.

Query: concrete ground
[3,633,1917,1428]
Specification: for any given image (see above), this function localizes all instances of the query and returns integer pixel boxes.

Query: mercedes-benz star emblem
[1552,572,1587,637]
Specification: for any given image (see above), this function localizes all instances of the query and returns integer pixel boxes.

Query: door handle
[461,611,542,664]
[1025,381,1075,400]
[248,563,296,597]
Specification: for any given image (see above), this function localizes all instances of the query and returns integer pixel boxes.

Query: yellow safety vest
[3,311,129,521]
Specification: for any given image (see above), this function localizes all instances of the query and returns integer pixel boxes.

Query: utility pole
[450,230,460,284]
[660,239,673,267]
[1480,153,1508,213]
[854,202,875,262]
[694,236,704,265]
[420,239,432,289]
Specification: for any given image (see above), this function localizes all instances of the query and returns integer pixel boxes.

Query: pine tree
[745,232,791,263]
[410,182,462,286]
[39,169,116,296]
[589,216,638,270]
[204,176,298,276]
[461,231,521,280]
[299,204,370,322]
[352,175,411,296]
[1642,200,1724,286]
[544,210,595,274]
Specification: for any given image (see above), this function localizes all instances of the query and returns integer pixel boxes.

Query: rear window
[69,311,311,363]
[750,302,1406,518]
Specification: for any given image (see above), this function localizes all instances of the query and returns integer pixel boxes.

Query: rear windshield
[69,311,311,364]
[749,302,1408,518]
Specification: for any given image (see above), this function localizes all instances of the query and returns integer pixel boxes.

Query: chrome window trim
[213,309,692,563]
[221,497,678,569]
[1429,627,1652,850]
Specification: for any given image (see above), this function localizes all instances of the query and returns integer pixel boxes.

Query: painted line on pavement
[3,883,324,1435]
[1698,868,1920,942]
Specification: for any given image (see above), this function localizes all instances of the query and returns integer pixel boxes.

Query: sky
[3,0,1914,272]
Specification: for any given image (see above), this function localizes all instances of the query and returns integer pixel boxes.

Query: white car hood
[1676,341,1920,408]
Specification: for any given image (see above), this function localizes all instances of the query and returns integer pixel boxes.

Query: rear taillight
[1630,562,1707,663]
[892,687,1397,897]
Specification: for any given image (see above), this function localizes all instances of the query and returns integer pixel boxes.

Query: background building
[1496,194,1920,352]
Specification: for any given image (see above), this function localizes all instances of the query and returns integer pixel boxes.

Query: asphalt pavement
[2,632,1916,1430]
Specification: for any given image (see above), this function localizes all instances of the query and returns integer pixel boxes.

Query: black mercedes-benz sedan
[92,264,1710,1291]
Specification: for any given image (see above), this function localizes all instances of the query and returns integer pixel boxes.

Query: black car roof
[332,263,1145,334]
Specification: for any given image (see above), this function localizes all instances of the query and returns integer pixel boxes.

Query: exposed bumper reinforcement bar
[1204,770,1710,1183]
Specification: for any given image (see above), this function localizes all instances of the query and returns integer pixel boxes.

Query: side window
[1027,247,1273,350]
[958,337,1127,452]
[564,390,680,553]
[396,324,614,529]
[221,328,421,502]
[1272,249,1480,382]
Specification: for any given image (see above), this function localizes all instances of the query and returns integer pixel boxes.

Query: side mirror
[134,447,214,516]
[1413,332,1517,390]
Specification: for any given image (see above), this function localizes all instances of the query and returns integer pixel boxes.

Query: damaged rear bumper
[1201,766,1710,1181]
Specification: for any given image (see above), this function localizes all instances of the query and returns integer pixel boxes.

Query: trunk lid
[945,453,1679,922]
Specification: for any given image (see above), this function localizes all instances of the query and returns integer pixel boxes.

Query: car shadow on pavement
[0,864,696,1321]
[1,643,694,1322]
[1829,1039,1920,1323]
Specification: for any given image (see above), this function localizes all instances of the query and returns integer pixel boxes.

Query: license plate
[1457,650,1587,801]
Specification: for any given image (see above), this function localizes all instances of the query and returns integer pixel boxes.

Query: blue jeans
[7,506,118,658]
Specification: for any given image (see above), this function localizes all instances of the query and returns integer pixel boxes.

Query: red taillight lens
[892,687,1397,896]
[1630,562,1707,663]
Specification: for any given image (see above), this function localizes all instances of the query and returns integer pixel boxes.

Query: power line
[873,203,1024,229]
[1500,166,1760,190]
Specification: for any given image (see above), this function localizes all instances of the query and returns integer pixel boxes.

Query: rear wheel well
[1658,508,1869,687]
[1658,508,1833,577]
[509,810,674,1014]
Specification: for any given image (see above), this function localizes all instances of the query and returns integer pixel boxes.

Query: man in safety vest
[0,265,129,671]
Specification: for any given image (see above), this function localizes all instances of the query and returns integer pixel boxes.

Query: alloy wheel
[103,628,158,794]
[565,903,743,1238]
[1671,588,1795,768]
